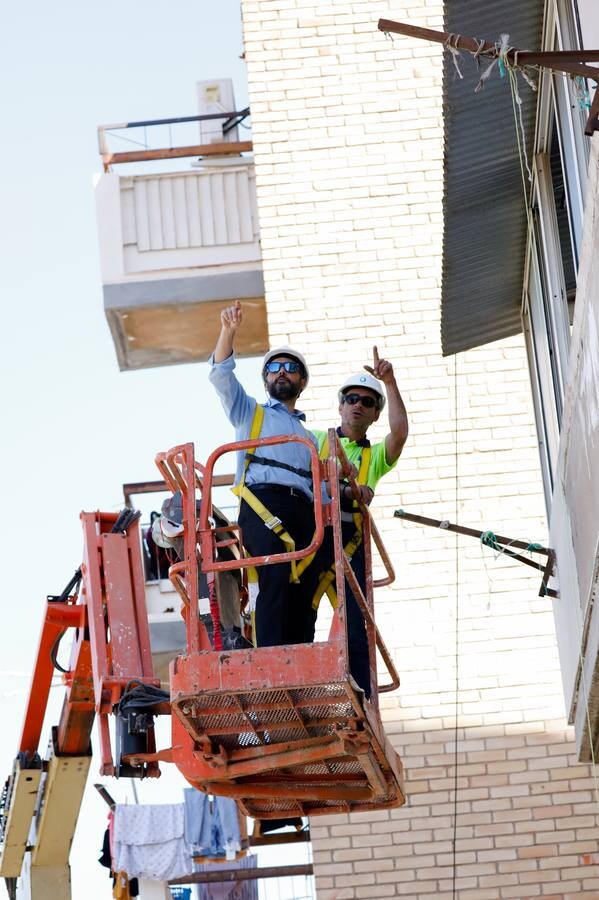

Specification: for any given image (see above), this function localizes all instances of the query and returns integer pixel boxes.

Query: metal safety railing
[155,431,399,700]
[98,108,252,171]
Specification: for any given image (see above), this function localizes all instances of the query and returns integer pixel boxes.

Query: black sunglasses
[342,392,379,409]
[264,361,302,375]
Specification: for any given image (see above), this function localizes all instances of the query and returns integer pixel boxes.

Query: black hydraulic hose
[116,681,170,715]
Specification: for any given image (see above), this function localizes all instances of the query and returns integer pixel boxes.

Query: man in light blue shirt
[209,301,320,647]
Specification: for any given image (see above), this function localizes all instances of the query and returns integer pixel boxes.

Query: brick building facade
[240,0,599,896]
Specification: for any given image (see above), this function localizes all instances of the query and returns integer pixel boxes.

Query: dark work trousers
[238,486,316,647]
[306,522,372,699]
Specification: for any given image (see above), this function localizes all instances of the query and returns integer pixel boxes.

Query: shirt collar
[337,426,370,448]
[265,397,306,420]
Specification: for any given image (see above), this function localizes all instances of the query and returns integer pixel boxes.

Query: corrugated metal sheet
[442,1,545,356]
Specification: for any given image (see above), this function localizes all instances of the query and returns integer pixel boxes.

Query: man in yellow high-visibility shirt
[311,348,409,698]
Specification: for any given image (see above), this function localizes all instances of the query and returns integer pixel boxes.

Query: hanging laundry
[99,827,112,870]
[98,817,140,896]
[183,790,242,861]
[214,796,241,860]
[113,871,134,900]
[183,790,213,857]
[194,854,258,900]
[113,804,193,881]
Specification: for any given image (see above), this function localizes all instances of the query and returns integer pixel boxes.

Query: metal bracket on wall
[394,509,557,599]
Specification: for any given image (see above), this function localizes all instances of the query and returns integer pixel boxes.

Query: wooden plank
[102,140,253,167]
[517,50,599,64]
[377,19,599,81]
[170,864,313,885]
[248,831,310,847]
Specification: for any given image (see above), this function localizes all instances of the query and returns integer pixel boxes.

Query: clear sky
[0,2,313,897]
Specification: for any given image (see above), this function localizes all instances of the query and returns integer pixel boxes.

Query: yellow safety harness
[232,403,309,584]
[232,408,371,612]
[312,434,371,610]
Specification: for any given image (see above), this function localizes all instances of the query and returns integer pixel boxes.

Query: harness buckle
[264,516,282,531]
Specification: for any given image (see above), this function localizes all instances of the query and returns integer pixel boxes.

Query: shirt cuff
[208,351,235,369]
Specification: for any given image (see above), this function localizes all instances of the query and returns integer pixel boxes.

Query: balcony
[94,97,267,370]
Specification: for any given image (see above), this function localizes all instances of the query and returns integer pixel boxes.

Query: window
[521,0,591,509]
[523,238,560,508]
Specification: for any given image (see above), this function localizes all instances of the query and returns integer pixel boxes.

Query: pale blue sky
[0,2,314,897]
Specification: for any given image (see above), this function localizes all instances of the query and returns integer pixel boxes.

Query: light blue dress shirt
[209,353,320,500]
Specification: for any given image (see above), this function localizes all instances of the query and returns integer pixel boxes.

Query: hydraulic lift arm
[0,510,160,900]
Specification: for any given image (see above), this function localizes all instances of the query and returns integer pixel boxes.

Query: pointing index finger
[373,346,380,367]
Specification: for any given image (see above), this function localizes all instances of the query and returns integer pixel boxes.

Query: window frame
[520,0,591,512]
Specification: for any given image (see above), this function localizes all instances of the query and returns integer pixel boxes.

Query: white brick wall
[241,0,599,895]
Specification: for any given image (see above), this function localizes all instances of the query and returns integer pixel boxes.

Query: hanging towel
[183,789,214,856]
[113,804,193,881]
[184,791,242,860]
[213,797,241,860]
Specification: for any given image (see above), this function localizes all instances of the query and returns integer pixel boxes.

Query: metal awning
[441,1,545,356]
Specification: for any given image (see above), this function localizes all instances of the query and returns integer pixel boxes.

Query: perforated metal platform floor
[170,643,405,818]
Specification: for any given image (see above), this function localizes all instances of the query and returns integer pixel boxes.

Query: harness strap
[232,403,301,583]
[312,436,372,610]
[235,483,300,582]
[244,453,312,480]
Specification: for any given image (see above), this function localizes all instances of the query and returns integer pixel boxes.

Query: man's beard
[267,378,301,401]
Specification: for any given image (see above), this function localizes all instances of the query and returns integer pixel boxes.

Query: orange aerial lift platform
[0,430,404,898]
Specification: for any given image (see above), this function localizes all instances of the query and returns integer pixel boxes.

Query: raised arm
[364,346,408,464]
[209,301,255,427]
[213,300,243,362]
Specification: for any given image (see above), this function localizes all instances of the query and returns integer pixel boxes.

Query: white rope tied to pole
[473,39,486,67]
[508,68,533,182]
[475,33,510,92]
[444,32,464,80]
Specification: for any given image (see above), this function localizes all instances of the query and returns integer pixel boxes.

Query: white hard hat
[338,373,386,409]
[262,345,309,384]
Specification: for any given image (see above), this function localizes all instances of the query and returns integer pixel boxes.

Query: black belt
[245,453,312,479]
[247,483,313,505]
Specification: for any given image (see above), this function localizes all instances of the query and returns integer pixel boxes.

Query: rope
[572,75,592,110]
[472,39,486,67]
[480,530,501,552]
[508,66,533,183]
[444,32,464,80]
[475,33,510,93]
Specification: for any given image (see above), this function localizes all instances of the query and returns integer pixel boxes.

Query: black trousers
[238,486,316,647]
[306,523,371,699]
